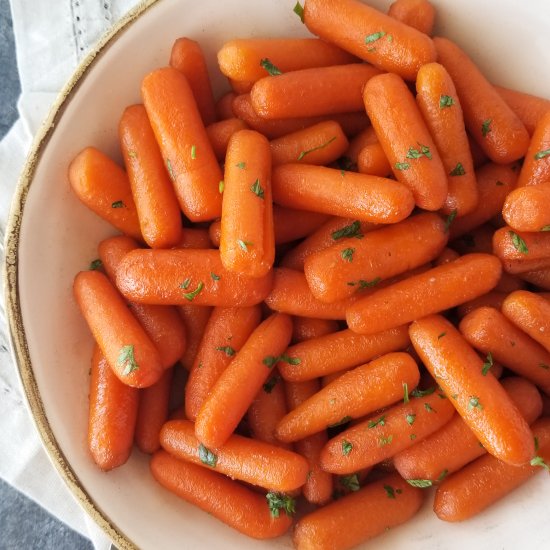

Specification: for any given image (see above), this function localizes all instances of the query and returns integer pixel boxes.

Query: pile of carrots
[69,0,550,548]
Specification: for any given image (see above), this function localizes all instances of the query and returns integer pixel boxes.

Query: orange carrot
[456,291,508,319]
[346,254,501,335]
[68,147,142,241]
[433,37,530,163]
[434,247,460,266]
[250,64,380,119]
[293,473,423,550]
[503,182,550,232]
[178,304,212,370]
[185,305,261,421]
[356,142,392,177]
[493,226,550,274]
[292,317,340,344]
[495,85,550,135]
[150,449,293,538]
[278,325,410,382]
[215,91,236,120]
[229,78,254,94]
[520,268,550,290]
[517,110,550,187]
[195,313,292,448]
[115,248,273,306]
[342,126,379,168]
[141,67,222,221]
[74,270,163,388]
[416,62,478,216]
[433,417,550,522]
[409,314,535,465]
[304,212,448,303]
[169,37,217,126]
[272,163,414,223]
[276,352,420,443]
[304,0,436,81]
[205,117,249,162]
[388,0,436,35]
[175,227,213,249]
[363,72,448,210]
[88,345,139,470]
[220,129,274,277]
[119,105,182,248]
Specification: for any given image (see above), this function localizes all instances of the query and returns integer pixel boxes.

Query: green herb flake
[495,180,505,186]
[437,469,449,481]
[237,239,253,251]
[166,158,175,181]
[406,143,432,160]
[180,278,191,290]
[438,332,447,340]
[342,440,353,456]
[394,162,410,171]
[451,393,459,399]
[534,149,550,160]
[365,31,386,44]
[468,396,483,411]
[535,436,540,451]
[368,415,386,429]
[337,156,356,172]
[410,433,417,440]
[262,356,278,368]
[210,272,221,281]
[250,178,265,199]
[89,259,102,271]
[331,220,362,240]
[406,479,433,488]
[403,382,410,404]
[263,375,280,394]
[424,403,435,413]
[481,119,492,137]
[266,492,296,518]
[440,95,455,108]
[411,386,436,398]
[405,414,416,426]
[191,144,197,159]
[541,225,550,232]
[198,443,217,467]
[540,363,550,370]
[280,354,301,365]
[384,484,397,499]
[216,345,235,357]
[117,345,139,375]
[351,277,381,289]
[481,352,493,376]
[111,200,125,208]
[235,161,246,169]
[182,281,204,302]
[379,435,393,447]
[297,136,337,161]
[218,180,225,193]
[450,162,466,176]
[509,231,529,255]
[530,456,550,471]
[341,247,355,262]
[128,150,138,158]
[293,1,304,23]
[387,34,393,42]
[260,58,282,76]
[340,474,360,492]
[329,416,352,428]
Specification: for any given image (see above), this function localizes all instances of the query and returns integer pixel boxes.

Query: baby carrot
[363,72,448,210]
[346,254,502,335]
[434,247,460,266]
[503,183,550,232]
[304,0,436,81]
[356,142,391,177]
[88,345,139,470]
[68,147,142,241]
[178,305,212,370]
[160,419,308,491]
[216,91,236,120]
[517,110,550,187]
[292,317,340,344]
[185,305,261,421]
[115,249,273,307]
[434,37,530,163]
[460,307,550,396]
[456,291,508,319]
[175,227,213,249]
[520,268,550,290]
[119,104,182,249]
[394,377,543,482]
[493,227,550,275]
[276,352,420,443]
[278,325,410,382]
[195,313,292,448]
[304,212,448,303]
[141,67,222,221]
[169,37,217,126]
[343,126,379,167]
[220,129,274,278]
[433,417,550,522]
[250,64,380,119]
[416,62,478,216]
[74,270,163,388]
[272,163,415,223]
[495,85,550,135]
[205,117,249,162]
[388,0,436,35]
[320,388,455,473]
[409,314,535,465]
[150,449,293,538]
[293,473,423,550]
[229,78,253,94]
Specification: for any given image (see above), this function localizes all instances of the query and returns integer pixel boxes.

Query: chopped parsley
[394,162,410,171]
[111,200,125,208]
[411,386,436,398]
[260,58,282,76]
[365,31,386,44]
[534,149,550,160]
[166,158,175,180]
[237,239,253,251]
[293,1,304,23]
[331,220,362,240]
[440,95,455,108]
[235,161,246,169]
[468,396,483,411]
[191,144,197,159]
[210,272,221,281]
[89,259,102,271]
[340,474,360,492]
[367,415,386,428]
[481,119,492,137]
[379,435,393,446]
[198,443,217,467]
[530,456,550,471]
[266,492,296,517]
[117,345,138,375]
[250,179,264,199]
[481,352,493,376]
[297,136,337,161]
[403,382,410,403]
[182,281,204,301]
[218,180,225,193]
[406,479,433,488]
[329,416,352,428]
[342,440,353,456]
[509,231,529,254]
[405,414,416,426]
[450,162,465,176]
[444,209,458,232]
[341,247,355,262]
[216,346,235,357]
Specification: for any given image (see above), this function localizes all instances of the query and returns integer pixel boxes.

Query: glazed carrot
[215,91,236,120]
[276,352,420,443]
[294,472,423,550]
[88,345,139,470]
[292,317,340,344]
[250,64,380,119]
[217,38,357,83]
[115,249,273,306]
[98,236,187,369]
[178,304,212,370]
[363,73,448,210]
[503,183,550,232]
[219,129,274,277]
[119,105,182,249]
[434,247,460,266]
[416,62,478,216]
[356,142,391,177]
[319,388,455,473]
[195,313,292,448]
[304,0,436,81]
[150,450,293,538]
[160,419,307,491]
[279,325,410,382]
[433,417,550,522]
[495,85,550,135]
[434,37,530,163]
[467,133,489,168]
[270,121,348,166]
[229,78,254,94]
[170,37,217,126]
[185,305,261,421]
[205,117,249,161]
[456,291,508,318]
[175,227,213,249]
[304,212,448,303]
[502,290,550,354]
[394,377,543,482]
[493,227,550,274]
[135,368,173,454]
[346,254,502,335]
[74,271,163,388]
[388,0,436,35]
[520,268,550,290]
[517,111,550,187]
[272,163,415,223]
[68,147,142,241]
[264,268,358,320]
[342,126,378,167]
[141,67,222,221]
[409,314,535,465]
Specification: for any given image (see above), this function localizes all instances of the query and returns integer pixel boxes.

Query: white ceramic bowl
[5,0,550,548]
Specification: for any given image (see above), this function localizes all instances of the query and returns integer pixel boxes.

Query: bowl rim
[2,1,162,548]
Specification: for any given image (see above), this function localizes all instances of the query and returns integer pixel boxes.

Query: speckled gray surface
[0,0,92,548]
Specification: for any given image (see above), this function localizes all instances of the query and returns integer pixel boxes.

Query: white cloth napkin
[0,1,140,547]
